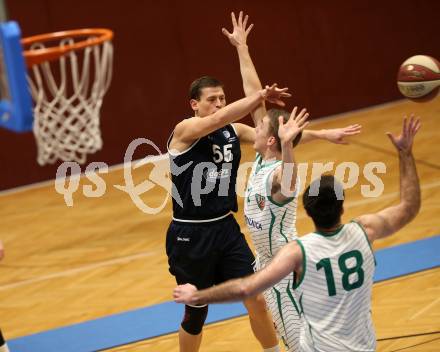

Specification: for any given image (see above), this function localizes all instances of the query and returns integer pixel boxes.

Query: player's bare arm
[222,11,260,98]
[225,11,360,149]
[300,124,362,144]
[172,84,289,149]
[234,117,362,146]
[223,11,270,127]
[272,107,309,204]
[173,241,302,306]
[356,115,421,242]
[232,123,256,144]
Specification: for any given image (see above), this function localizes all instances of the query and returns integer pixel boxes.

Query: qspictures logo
[54,138,387,214]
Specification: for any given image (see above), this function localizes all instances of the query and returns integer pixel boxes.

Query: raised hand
[222,11,254,47]
[278,107,310,145]
[173,283,198,305]
[261,83,291,107]
[386,114,421,153]
[323,124,362,145]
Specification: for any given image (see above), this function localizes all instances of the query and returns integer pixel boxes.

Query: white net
[27,37,113,165]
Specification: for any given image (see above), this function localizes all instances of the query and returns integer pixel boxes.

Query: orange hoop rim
[22,28,113,67]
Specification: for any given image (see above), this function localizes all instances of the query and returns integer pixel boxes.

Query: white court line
[2,180,440,292]
[253,179,440,223]
[0,155,169,197]
[0,99,406,196]
[295,180,440,221]
[306,98,405,125]
[0,251,158,291]
[409,297,440,320]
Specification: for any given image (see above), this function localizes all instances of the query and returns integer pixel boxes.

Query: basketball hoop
[22,28,114,165]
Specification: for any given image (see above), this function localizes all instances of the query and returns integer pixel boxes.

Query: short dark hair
[189,76,224,100]
[267,108,302,151]
[303,175,344,229]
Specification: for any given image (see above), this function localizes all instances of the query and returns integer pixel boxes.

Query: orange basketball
[397,55,440,101]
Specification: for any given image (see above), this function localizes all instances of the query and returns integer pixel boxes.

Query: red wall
[2,0,440,190]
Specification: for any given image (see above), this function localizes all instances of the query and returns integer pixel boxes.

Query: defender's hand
[386,114,421,153]
[323,124,362,145]
[222,11,254,47]
[278,106,310,145]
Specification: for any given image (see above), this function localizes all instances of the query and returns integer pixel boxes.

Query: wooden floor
[1,98,439,351]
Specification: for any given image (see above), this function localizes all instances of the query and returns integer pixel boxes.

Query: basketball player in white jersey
[174,116,421,351]
[220,11,362,351]
[244,106,308,351]
[0,240,10,352]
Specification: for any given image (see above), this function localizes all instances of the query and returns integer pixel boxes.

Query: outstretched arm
[173,241,302,305]
[356,115,421,242]
[174,84,289,143]
[222,12,260,97]
[223,11,290,126]
[224,13,359,147]
[272,107,309,203]
[300,124,362,144]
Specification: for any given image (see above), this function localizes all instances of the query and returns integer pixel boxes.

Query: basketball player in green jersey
[220,11,362,351]
[173,115,421,352]
[244,106,308,351]
[0,240,10,352]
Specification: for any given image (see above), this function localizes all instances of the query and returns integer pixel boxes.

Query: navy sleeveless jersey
[167,124,241,220]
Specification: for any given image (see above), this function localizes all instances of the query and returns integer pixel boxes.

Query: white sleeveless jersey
[295,221,376,352]
[244,153,301,352]
[244,153,299,265]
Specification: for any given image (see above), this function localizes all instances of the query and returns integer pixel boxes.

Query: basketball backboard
[0,21,33,132]
[0,0,113,165]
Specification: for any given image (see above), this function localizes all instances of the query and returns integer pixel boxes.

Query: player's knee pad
[0,328,4,346]
[181,304,208,335]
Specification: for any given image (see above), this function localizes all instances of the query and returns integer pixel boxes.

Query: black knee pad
[0,328,5,346]
[181,304,208,335]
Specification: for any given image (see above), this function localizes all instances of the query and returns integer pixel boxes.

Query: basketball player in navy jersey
[167,81,291,352]
[0,240,10,352]
[166,16,362,352]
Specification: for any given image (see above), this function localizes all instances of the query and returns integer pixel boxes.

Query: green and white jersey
[295,221,376,352]
[244,153,299,266]
[244,153,301,352]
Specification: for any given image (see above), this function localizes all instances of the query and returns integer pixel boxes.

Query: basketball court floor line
[350,139,440,170]
[0,250,159,291]
[304,98,405,125]
[0,99,406,196]
[0,156,168,197]
[292,179,440,222]
[8,235,440,352]
[408,297,440,320]
[1,179,439,292]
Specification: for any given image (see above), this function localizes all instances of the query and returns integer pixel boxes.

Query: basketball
[397,55,440,101]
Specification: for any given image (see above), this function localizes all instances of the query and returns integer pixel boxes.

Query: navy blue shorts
[166,214,255,290]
